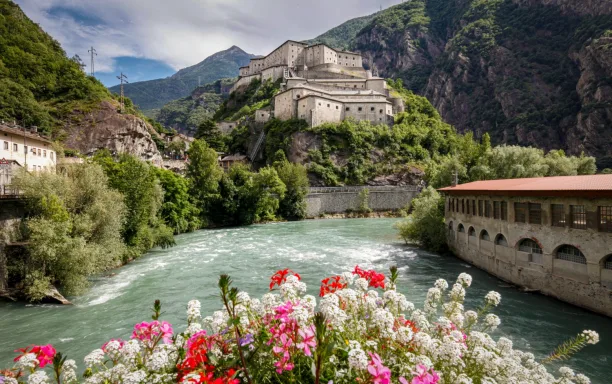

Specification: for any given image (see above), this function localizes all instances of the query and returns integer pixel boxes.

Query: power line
[116,72,129,113]
[88,46,97,77]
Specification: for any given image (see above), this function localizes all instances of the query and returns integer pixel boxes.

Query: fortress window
[370,107,375,111]
[336,106,339,109]
[380,109,383,113]
[13,143,17,151]
[3,141,7,150]
[358,107,363,112]
[50,152,54,160]
[551,204,565,227]
[603,255,612,270]
[346,107,350,111]
[494,201,501,219]
[478,200,484,217]
[480,230,490,241]
[495,234,508,247]
[297,95,301,99]
[556,245,586,264]
[519,239,542,254]
[571,205,586,229]
[43,150,47,158]
[501,202,508,220]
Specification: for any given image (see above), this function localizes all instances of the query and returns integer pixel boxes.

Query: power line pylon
[116,72,129,113]
[88,46,97,76]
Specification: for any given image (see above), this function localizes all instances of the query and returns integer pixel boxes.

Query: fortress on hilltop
[231,40,405,127]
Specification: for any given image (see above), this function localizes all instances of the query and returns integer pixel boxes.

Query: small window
[297,95,301,99]
[494,201,501,219]
[461,199,465,214]
[370,107,375,112]
[336,106,339,110]
[472,200,476,215]
[358,107,362,112]
[478,200,484,217]
[551,204,565,227]
[379,109,383,114]
[318,103,321,106]
[3,141,7,150]
[50,152,54,160]
[515,203,527,223]
[556,245,586,264]
[495,234,508,247]
[571,205,586,230]
[457,224,465,233]
[485,201,492,218]
[37,149,41,156]
[327,104,330,108]
[346,107,350,111]
[598,207,612,233]
[13,143,18,151]
[529,203,541,224]
[43,150,47,158]
[603,255,612,270]
[519,239,542,254]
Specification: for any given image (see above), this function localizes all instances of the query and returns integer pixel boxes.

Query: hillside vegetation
[0,0,110,133]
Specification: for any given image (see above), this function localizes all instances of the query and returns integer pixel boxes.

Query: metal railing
[249,131,266,160]
[0,185,23,199]
[308,185,420,194]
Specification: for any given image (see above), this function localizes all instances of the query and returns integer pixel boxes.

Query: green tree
[12,163,126,299]
[273,150,310,220]
[186,139,223,217]
[196,119,226,152]
[152,167,201,234]
[395,186,446,252]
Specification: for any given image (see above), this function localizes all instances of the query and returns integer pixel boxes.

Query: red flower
[319,275,348,297]
[269,269,301,290]
[13,344,56,368]
[353,265,386,289]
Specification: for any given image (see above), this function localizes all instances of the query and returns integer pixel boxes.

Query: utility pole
[116,72,129,113]
[88,46,97,76]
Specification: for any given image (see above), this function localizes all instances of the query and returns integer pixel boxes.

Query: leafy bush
[395,186,446,252]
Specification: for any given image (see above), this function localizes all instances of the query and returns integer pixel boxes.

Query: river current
[0,218,610,382]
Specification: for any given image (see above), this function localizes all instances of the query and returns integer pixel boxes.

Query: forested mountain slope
[109,46,255,112]
[313,0,612,167]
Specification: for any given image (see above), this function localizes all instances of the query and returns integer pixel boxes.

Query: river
[0,218,610,382]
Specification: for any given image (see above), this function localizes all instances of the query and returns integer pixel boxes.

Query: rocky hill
[0,0,162,162]
[315,0,612,167]
[109,46,255,112]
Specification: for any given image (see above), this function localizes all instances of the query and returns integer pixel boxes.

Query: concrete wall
[310,97,344,127]
[255,109,272,123]
[445,194,612,317]
[306,187,418,217]
[274,91,295,121]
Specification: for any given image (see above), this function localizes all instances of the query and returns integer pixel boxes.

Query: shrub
[395,186,446,252]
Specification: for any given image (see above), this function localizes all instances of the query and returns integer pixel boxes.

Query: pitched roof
[438,175,612,198]
[0,123,53,144]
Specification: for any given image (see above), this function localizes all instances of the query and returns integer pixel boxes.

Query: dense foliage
[154,78,235,133]
[213,78,281,122]
[109,47,254,111]
[0,0,110,133]
[2,268,601,383]
[395,187,447,253]
[11,164,126,299]
[304,13,378,50]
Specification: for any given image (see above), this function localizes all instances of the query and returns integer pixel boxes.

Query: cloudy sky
[15,0,400,87]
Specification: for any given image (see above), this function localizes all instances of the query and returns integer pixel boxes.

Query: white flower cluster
[582,330,599,345]
[186,299,201,323]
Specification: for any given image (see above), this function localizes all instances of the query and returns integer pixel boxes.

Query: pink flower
[410,364,440,384]
[367,352,391,384]
[131,320,174,346]
[297,325,316,357]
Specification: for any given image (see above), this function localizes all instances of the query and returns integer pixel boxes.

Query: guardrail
[0,186,23,199]
[308,186,420,194]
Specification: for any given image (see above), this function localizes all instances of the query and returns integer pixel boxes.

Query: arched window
[448,222,454,231]
[556,245,586,264]
[603,255,612,270]
[495,234,508,247]
[480,230,490,241]
[518,239,542,254]
[468,227,476,237]
[457,224,465,233]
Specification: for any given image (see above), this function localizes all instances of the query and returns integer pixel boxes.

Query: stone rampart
[305,186,418,218]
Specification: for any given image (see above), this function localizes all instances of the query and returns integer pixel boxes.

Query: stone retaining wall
[305,187,418,218]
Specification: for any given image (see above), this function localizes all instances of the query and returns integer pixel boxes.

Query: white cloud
[15,0,400,73]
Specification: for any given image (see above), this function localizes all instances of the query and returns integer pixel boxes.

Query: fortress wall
[305,188,417,218]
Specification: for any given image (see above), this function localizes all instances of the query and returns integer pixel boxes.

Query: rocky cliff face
[346,0,612,166]
[62,101,163,165]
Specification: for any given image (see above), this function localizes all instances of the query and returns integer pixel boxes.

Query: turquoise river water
[0,219,611,382]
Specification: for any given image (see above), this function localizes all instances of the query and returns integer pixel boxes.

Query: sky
[15,0,401,87]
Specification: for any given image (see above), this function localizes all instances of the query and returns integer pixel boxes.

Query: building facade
[0,123,57,195]
[440,175,612,317]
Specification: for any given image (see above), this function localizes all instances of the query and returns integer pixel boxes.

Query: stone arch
[602,254,612,270]
[468,226,476,237]
[518,238,542,254]
[457,224,465,233]
[495,234,508,247]
[480,229,490,241]
[554,245,586,265]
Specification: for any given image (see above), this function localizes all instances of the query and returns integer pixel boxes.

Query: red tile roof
[438,175,612,198]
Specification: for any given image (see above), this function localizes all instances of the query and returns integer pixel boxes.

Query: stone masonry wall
[305,187,417,218]
[0,200,25,290]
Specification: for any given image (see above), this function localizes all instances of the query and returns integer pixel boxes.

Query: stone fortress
[231,40,405,127]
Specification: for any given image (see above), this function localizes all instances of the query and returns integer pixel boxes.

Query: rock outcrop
[62,101,163,165]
